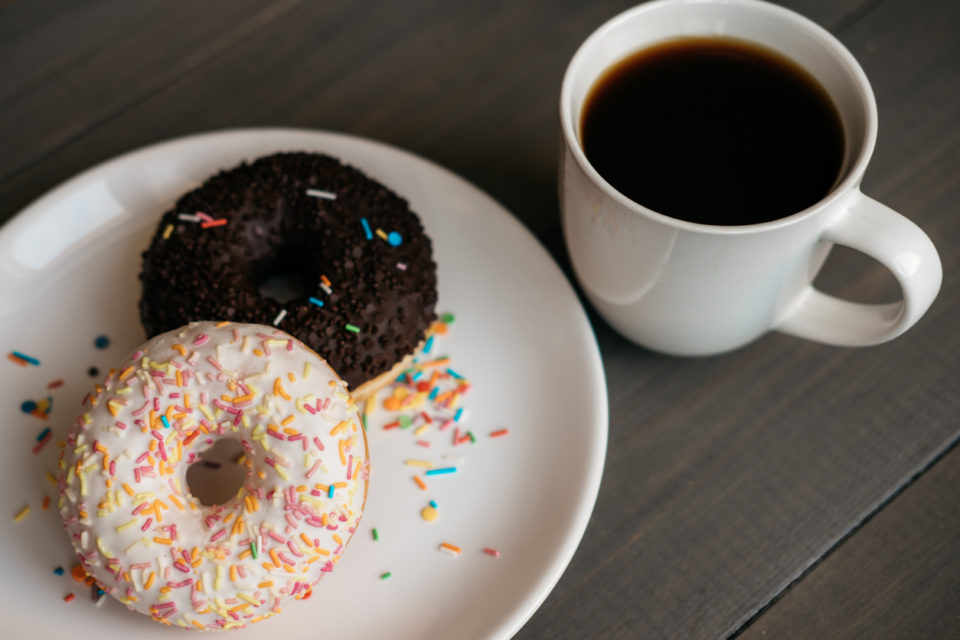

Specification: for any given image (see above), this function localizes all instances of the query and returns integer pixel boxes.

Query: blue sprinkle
[454,408,464,422]
[428,387,439,401]
[308,297,325,308]
[94,335,110,349]
[412,370,423,381]
[21,400,37,413]
[425,467,457,476]
[429,500,438,508]
[423,335,435,354]
[36,427,51,441]
[360,218,373,240]
[53,566,65,576]
[446,368,464,380]
[161,415,171,429]
[387,231,402,246]
[12,351,40,366]
[328,485,335,498]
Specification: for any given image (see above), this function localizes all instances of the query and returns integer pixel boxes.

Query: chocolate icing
[139,152,438,389]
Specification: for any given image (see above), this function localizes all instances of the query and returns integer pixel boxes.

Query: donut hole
[186,438,248,506]
[258,267,308,305]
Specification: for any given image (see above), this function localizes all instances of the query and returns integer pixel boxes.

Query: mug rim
[559,0,879,235]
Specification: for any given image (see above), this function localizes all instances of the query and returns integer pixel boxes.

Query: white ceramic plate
[0,129,607,639]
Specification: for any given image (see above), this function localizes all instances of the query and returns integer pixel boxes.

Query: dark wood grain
[1,0,957,638]
[739,442,960,639]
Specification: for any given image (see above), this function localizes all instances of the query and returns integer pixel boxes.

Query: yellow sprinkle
[215,565,225,591]
[116,519,139,532]
[215,321,230,328]
[162,224,174,239]
[376,228,389,240]
[13,505,30,522]
[238,592,259,606]
[414,423,429,437]
[45,471,58,487]
[404,459,433,468]
[303,362,311,380]
[275,466,291,482]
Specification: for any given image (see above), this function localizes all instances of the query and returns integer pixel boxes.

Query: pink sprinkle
[193,333,209,346]
[267,530,286,544]
[396,262,407,270]
[304,404,317,415]
[173,561,190,573]
[153,398,160,411]
[440,419,454,431]
[206,356,223,371]
[168,579,193,588]
[132,402,150,416]
[134,467,142,483]
[154,601,176,610]
[132,502,148,515]
[141,518,153,531]
[285,513,298,529]
[346,455,354,479]
[286,340,293,352]
[277,551,296,566]
[484,547,501,558]
[151,429,164,441]
[267,430,286,441]
[116,421,128,430]
[287,540,304,557]
[305,517,324,528]
[109,460,116,476]
[313,437,325,451]
[416,440,430,447]
[210,529,227,542]
[237,566,247,579]
[136,452,150,464]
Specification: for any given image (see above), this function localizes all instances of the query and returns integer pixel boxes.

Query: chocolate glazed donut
[139,152,437,393]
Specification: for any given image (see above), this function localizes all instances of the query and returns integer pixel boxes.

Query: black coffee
[580,37,845,225]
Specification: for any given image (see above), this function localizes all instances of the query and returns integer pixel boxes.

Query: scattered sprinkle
[328,485,335,498]
[454,407,464,422]
[372,528,379,541]
[94,335,110,349]
[441,312,456,324]
[308,297,325,308]
[9,351,40,366]
[490,428,509,438]
[360,218,373,240]
[273,309,288,326]
[306,189,337,200]
[54,567,65,576]
[429,500,438,508]
[36,427,51,441]
[413,476,427,491]
[380,572,392,580]
[42,495,51,510]
[404,459,433,468]
[47,379,64,389]
[387,231,403,247]
[160,415,171,429]
[396,262,407,271]
[200,218,228,229]
[162,224,174,239]
[13,505,30,522]
[483,547,501,558]
[439,542,461,556]
[421,506,438,522]
[64,593,76,603]
[425,467,457,476]
[344,324,361,334]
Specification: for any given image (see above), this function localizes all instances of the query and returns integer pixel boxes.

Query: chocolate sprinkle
[139,152,438,389]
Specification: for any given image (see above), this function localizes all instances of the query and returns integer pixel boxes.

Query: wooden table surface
[2,0,957,637]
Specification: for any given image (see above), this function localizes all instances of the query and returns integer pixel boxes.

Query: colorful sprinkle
[47,379,64,389]
[429,500,438,508]
[308,297,325,308]
[372,528,379,541]
[423,335,435,354]
[13,505,30,522]
[380,572,392,580]
[9,351,40,366]
[306,189,337,200]
[54,567,65,576]
[413,476,427,491]
[64,593,76,603]
[396,262,407,271]
[489,429,509,438]
[440,312,456,324]
[360,218,373,240]
[273,309,288,326]
[483,547,501,558]
[200,218,228,229]
[424,467,457,476]
[94,335,110,349]
[439,542,461,556]
[162,224,174,239]
[420,506,438,522]
[160,415,171,429]
[387,231,402,247]
[344,324,361,334]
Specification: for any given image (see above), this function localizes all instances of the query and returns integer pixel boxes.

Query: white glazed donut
[58,321,369,630]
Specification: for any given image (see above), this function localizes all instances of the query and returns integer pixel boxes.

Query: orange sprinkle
[383,397,402,411]
[239,549,252,560]
[183,430,201,446]
[281,415,295,426]
[314,548,330,557]
[338,439,347,465]
[273,378,291,400]
[231,516,244,536]
[42,495,50,510]
[300,533,314,547]
[153,537,173,545]
[269,549,282,567]
[258,581,274,588]
[70,564,87,583]
[421,356,450,368]
[144,571,156,589]
[440,542,462,555]
[253,349,265,358]
[64,593,75,602]
[119,365,135,380]
[171,344,187,356]
[192,620,206,630]
[229,565,238,582]
[176,369,183,387]
[413,475,427,491]
[282,427,299,436]
[169,495,184,511]
[232,393,255,404]
[244,495,259,513]
[215,321,231,328]
[287,372,296,382]
[330,421,349,436]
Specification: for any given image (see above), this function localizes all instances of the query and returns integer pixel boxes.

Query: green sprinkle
[345,324,361,334]
[380,571,392,580]
[440,312,455,324]
[250,541,258,559]
[398,415,413,428]
[372,528,379,541]
[467,431,476,443]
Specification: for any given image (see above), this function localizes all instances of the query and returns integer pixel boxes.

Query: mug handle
[776,190,942,346]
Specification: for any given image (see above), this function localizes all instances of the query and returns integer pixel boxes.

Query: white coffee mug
[559,0,942,355]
